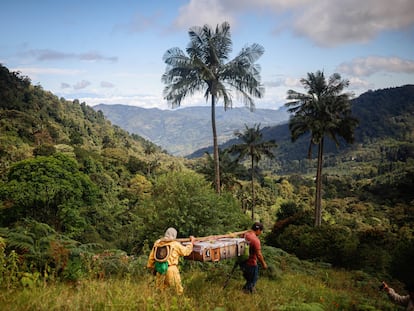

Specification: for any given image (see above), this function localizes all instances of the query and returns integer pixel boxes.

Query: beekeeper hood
[162,227,177,241]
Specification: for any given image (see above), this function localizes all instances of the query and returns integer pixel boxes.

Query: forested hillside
[0,64,249,250]
[0,64,413,310]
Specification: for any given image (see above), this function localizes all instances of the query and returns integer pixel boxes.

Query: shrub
[138,171,251,247]
[277,201,302,220]
[33,143,56,156]
[389,237,414,283]
[352,228,395,275]
[277,224,358,266]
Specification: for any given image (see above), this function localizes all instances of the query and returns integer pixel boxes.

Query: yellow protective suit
[147,237,193,294]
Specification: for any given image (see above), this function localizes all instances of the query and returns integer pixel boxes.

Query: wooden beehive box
[184,238,247,262]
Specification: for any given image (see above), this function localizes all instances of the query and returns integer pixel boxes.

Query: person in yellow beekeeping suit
[147,227,195,294]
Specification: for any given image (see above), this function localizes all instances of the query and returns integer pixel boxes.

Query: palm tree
[162,22,265,194]
[229,124,277,220]
[285,71,359,226]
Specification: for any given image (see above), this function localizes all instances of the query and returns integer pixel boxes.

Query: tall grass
[0,267,398,311]
[0,243,400,310]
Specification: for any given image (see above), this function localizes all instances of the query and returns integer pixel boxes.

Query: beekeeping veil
[162,227,177,241]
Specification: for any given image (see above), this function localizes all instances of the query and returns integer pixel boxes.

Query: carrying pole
[175,230,248,243]
[222,259,240,289]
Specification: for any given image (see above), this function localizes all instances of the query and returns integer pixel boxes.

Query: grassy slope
[0,270,396,311]
[0,248,401,311]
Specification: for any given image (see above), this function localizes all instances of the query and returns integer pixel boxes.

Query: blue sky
[1,0,414,110]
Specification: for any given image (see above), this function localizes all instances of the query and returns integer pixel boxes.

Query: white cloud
[175,0,414,47]
[220,0,309,12]
[22,49,118,62]
[265,76,301,88]
[12,67,83,76]
[173,0,310,32]
[79,51,118,62]
[337,56,414,76]
[292,0,414,47]
[100,81,115,88]
[80,94,166,109]
[347,77,374,93]
[173,0,236,30]
[73,80,91,90]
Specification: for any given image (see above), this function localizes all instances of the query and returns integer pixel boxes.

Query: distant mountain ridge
[94,85,414,161]
[188,85,414,160]
[93,105,290,156]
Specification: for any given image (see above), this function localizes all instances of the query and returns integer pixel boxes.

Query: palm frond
[236,43,264,64]
[187,26,207,59]
[286,71,359,158]
[211,22,232,62]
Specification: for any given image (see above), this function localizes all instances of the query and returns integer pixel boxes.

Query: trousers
[242,263,258,293]
[155,265,184,294]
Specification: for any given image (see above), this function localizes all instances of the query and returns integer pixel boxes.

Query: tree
[143,141,159,176]
[162,22,265,193]
[0,64,31,111]
[0,153,98,237]
[197,149,247,191]
[138,171,251,248]
[229,124,277,220]
[285,71,358,226]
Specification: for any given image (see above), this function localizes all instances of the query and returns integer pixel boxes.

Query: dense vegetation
[0,63,413,310]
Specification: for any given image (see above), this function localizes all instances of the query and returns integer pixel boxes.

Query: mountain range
[95,85,414,162]
[189,85,414,161]
[93,104,290,156]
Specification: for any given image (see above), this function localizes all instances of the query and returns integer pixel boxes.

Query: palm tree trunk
[251,154,255,220]
[211,95,221,194]
[314,137,324,226]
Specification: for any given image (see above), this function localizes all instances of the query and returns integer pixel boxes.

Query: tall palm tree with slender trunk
[229,124,277,220]
[285,71,358,226]
[162,22,265,194]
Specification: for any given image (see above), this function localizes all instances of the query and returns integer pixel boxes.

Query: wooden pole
[175,230,249,242]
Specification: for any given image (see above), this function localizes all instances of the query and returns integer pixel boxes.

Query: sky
[1,0,414,110]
